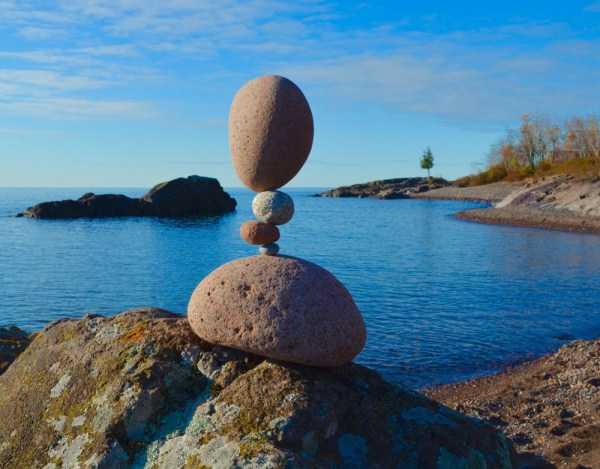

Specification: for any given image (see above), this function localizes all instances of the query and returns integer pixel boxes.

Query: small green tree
[420,147,434,179]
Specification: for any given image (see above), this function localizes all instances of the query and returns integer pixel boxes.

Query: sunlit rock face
[0,309,515,468]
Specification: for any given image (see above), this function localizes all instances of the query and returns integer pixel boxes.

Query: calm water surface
[1,187,600,388]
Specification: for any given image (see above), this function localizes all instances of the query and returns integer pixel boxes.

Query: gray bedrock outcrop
[318,177,450,199]
[0,308,516,468]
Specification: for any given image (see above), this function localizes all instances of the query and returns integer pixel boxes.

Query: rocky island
[17,175,236,219]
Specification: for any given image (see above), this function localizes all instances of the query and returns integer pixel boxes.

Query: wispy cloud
[0,69,110,91]
[17,26,67,40]
[0,67,155,118]
[0,2,599,123]
[277,26,600,122]
[0,1,333,118]
[0,97,154,118]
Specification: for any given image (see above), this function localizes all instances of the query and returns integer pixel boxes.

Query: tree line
[457,114,600,186]
[490,114,600,171]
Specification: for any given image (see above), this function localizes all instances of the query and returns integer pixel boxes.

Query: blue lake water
[1,187,600,389]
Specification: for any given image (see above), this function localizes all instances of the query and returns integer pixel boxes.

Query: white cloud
[0,96,154,118]
[0,66,154,118]
[277,31,600,122]
[17,26,67,40]
[0,1,335,119]
[0,69,110,91]
[0,2,598,123]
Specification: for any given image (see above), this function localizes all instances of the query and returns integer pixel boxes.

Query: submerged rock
[17,175,236,219]
[0,308,515,468]
[0,325,31,375]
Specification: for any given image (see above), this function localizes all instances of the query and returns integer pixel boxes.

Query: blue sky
[1,1,600,188]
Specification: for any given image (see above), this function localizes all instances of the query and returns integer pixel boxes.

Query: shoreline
[426,336,600,468]
[457,206,600,235]
[412,177,600,235]
[409,181,521,203]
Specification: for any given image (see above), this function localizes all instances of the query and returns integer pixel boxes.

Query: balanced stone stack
[188,75,366,367]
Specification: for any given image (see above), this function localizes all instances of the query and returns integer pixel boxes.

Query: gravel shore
[457,206,600,234]
[426,338,600,468]
[410,182,521,202]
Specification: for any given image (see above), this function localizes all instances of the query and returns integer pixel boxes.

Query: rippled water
[1,187,600,388]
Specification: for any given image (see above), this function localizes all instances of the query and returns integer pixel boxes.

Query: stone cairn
[188,75,366,367]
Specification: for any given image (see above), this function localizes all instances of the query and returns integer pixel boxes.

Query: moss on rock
[0,308,516,468]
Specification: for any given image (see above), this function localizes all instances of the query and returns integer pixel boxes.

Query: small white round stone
[252,191,294,225]
[259,243,280,256]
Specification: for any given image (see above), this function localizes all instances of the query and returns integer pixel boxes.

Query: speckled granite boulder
[240,220,280,245]
[0,309,516,468]
[229,75,314,192]
[0,325,31,375]
[188,255,366,367]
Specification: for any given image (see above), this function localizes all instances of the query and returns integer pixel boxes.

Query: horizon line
[0,185,332,190]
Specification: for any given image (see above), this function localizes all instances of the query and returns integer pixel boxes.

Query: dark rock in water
[553,333,576,341]
[0,308,515,468]
[0,325,31,375]
[17,175,236,219]
[23,193,144,219]
[318,177,449,199]
[141,175,235,217]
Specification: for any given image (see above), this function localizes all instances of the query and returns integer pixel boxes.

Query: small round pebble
[240,221,280,245]
[252,191,294,225]
[259,243,279,256]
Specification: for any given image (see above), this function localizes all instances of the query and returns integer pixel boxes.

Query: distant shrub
[455,164,507,187]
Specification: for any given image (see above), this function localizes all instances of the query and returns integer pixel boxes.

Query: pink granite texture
[228,75,314,192]
[188,255,366,367]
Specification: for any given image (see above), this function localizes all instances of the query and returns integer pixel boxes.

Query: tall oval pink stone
[187,255,366,367]
[229,75,314,192]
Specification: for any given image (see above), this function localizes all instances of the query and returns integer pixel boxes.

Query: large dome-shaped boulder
[228,75,314,192]
[188,255,366,367]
